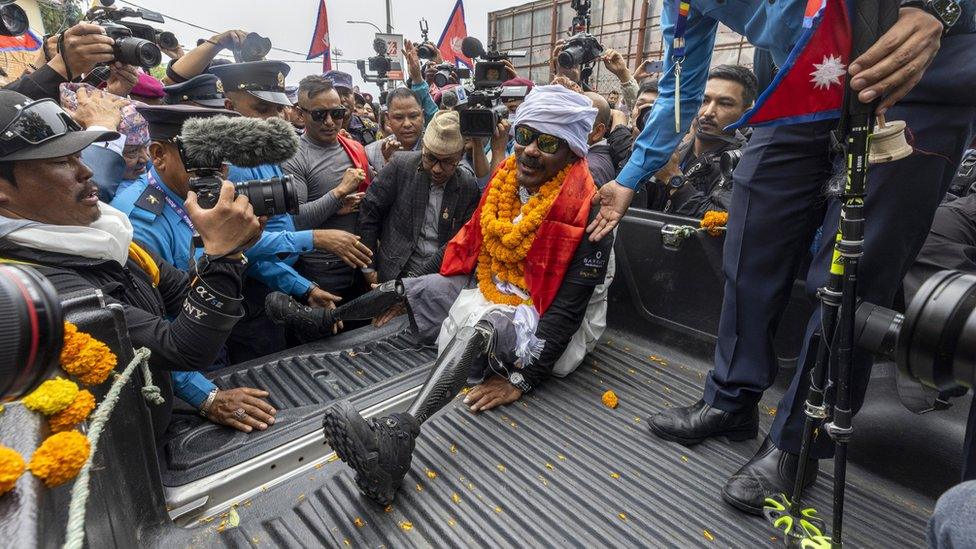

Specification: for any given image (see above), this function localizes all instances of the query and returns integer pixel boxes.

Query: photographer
[0,89,272,436]
[659,65,755,218]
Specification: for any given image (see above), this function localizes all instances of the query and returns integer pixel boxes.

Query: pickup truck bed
[151,326,939,548]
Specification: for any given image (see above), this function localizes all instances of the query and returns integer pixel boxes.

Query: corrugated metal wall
[488,0,754,93]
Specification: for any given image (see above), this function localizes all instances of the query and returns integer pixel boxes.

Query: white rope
[62,347,152,549]
[138,358,164,406]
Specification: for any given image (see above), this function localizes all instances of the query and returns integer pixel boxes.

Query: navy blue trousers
[703,33,976,459]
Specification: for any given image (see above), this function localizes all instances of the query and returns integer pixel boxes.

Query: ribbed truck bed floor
[175,334,932,548]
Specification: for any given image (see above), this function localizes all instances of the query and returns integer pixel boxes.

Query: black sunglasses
[0,99,82,158]
[298,105,347,122]
[513,125,564,154]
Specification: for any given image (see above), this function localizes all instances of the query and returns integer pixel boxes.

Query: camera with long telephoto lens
[84,3,175,69]
[0,1,29,37]
[0,265,64,401]
[856,270,976,392]
[456,36,526,138]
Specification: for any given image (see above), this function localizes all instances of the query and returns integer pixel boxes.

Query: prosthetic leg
[265,279,412,339]
[321,320,494,505]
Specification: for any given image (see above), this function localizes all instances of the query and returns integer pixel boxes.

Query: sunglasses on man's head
[513,125,564,154]
[298,106,347,122]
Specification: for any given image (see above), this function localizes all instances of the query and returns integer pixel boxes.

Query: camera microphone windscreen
[180,116,300,169]
[461,36,485,59]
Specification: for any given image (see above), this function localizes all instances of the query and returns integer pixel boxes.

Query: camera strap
[146,170,194,231]
[672,1,691,132]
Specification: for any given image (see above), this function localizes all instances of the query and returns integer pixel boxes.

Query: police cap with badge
[210,60,292,106]
[163,74,227,108]
[130,104,239,217]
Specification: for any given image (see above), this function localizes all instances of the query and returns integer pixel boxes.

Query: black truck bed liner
[164,330,932,548]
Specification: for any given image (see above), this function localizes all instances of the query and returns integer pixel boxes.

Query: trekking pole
[763,0,900,546]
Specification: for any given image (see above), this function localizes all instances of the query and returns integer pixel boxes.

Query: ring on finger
[234,408,247,420]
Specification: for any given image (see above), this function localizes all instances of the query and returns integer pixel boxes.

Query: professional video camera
[457,36,526,138]
[416,18,439,60]
[84,1,176,69]
[0,1,28,37]
[0,264,64,401]
[357,36,403,89]
[558,0,603,85]
[177,116,300,217]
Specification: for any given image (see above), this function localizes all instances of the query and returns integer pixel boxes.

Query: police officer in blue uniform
[580,0,976,514]
[210,60,341,360]
[162,73,229,108]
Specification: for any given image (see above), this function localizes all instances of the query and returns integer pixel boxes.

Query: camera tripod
[761,0,901,547]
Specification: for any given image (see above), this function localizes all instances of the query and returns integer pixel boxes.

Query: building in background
[488,0,753,92]
[0,0,46,85]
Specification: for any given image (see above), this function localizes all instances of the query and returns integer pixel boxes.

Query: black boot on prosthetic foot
[265,279,408,339]
[321,320,492,504]
[722,436,819,515]
[322,401,421,506]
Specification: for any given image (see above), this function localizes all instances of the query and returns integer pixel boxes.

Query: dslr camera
[0,1,28,37]
[416,18,440,60]
[358,36,403,86]
[84,2,176,69]
[457,37,526,138]
[558,0,603,84]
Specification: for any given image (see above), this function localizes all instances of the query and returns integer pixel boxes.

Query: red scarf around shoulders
[440,157,596,315]
[337,133,372,192]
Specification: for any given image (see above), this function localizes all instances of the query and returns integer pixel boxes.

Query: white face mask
[4,202,134,265]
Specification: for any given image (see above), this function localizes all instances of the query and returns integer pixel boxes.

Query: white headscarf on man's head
[509,84,597,159]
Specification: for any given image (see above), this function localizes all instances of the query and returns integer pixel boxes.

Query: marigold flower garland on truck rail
[0,322,118,494]
[477,156,570,306]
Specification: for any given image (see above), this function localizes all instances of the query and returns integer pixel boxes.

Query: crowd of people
[0,2,974,543]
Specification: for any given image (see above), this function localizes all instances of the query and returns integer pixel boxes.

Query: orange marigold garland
[477,156,570,305]
[28,431,90,487]
[700,210,729,237]
[48,390,96,433]
[0,445,25,495]
[60,321,117,385]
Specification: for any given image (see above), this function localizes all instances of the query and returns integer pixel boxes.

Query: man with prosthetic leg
[268,86,615,505]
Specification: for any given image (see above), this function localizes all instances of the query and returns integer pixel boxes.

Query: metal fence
[488,0,754,93]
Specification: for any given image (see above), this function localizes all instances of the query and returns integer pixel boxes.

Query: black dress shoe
[722,436,819,515]
[648,399,759,446]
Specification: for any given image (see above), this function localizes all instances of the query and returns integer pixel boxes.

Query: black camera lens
[238,32,271,62]
[0,265,63,401]
[433,70,452,88]
[558,45,586,69]
[236,175,299,217]
[114,36,162,69]
[0,2,28,37]
[720,149,743,179]
[417,43,438,60]
[155,30,179,51]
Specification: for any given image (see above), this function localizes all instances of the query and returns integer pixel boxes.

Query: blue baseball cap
[322,70,354,92]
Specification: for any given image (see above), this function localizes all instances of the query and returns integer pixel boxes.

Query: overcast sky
[116,0,528,96]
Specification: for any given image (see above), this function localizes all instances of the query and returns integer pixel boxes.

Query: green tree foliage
[40,0,85,35]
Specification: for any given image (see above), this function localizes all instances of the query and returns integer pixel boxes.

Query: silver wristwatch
[509,372,532,393]
[200,388,219,417]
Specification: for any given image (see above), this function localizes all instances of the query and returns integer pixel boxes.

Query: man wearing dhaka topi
[268,85,615,504]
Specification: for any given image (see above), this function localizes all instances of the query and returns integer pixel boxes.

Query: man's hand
[403,40,423,85]
[364,271,379,287]
[333,168,366,199]
[602,48,632,83]
[64,87,127,129]
[209,30,248,51]
[463,375,523,412]
[633,56,657,82]
[587,180,635,242]
[551,75,583,94]
[502,59,519,80]
[186,181,264,256]
[373,299,404,327]
[313,229,373,268]
[104,62,140,98]
[338,191,365,215]
[52,23,116,78]
[610,108,629,131]
[206,387,277,433]
[848,8,943,113]
[307,287,343,333]
[161,44,185,60]
[491,119,511,154]
[381,137,402,161]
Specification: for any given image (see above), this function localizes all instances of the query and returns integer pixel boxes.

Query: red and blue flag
[0,29,42,53]
[437,0,474,69]
[306,0,332,72]
[732,0,851,128]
